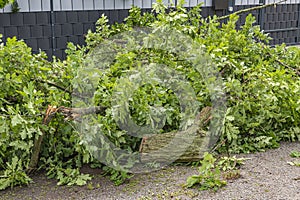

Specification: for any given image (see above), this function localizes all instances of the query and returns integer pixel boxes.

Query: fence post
[50,0,56,58]
[297,3,300,44]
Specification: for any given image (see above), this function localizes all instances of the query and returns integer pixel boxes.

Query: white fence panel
[3,4,11,12]
[278,0,300,3]
[133,0,143,7]
[61,0,72,11]
[115,0,125,9]
[29,0,42,11]
[205,0,212,7]
[53,0,61,11]
[84,0,95,10]
[73,0,84,10]
[143,0,152,8]
[104,0,115,9]
[190,0,198,6]
[18,0,30,12]
[95,0,104,9]
[124,0,134,9]
[235,0,259,5]
[41,0,50,11]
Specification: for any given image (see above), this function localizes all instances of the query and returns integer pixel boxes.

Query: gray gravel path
[86,142,300,200]
[1,142,299,200]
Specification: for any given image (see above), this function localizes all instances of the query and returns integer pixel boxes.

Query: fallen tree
[139,106,212,163]
[1,0,300,190]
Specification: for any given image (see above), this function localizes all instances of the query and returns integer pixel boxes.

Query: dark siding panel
[109,10,119,24]
[36,13,50,24]
[56,36,68,49]
[43,25,52,37]
[73,23,84,35]
[78,11,89,22]
[0,27,4,35]
[78,36,85,46]
[61,23,73,36]
[54,24,62,36]
[66,12,78,23]
[23,13,36,25]
[25,38,38,51]
[53,50,63,59]
[31,26,43,38]
[18,26,31,38]
[55,12,67,24]
[38,38,51,50]
[0,14,10,26]
[5,26,18,38]
[83,23,95,33]
[118,10,129,23]
[10,13,23,26]
[89,11,100,22]
[68,36,79,44]
[44,50,53,58]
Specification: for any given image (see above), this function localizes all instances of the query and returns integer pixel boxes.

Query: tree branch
[217,0,288,21]
[34,78,72,94]
[274,58,300,76]
[27,104,107,173]
[262,44,300,76]
[57,106,107,121]
[34,78,87,98]
[27,105,56,173]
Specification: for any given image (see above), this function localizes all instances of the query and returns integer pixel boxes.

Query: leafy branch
[27,105,107,171]
[34,78,73,95]
[0,0,15,9]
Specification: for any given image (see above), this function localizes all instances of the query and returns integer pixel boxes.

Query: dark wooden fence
[1,2,299,60]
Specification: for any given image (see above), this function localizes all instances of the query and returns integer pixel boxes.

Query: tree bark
[139,106,212,163]
[27,105,56,172]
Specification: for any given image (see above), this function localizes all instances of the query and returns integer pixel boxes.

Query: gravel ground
[1,142,299,200]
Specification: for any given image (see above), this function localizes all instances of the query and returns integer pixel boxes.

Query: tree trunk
[27,105,106,172]
[139,107,212,163]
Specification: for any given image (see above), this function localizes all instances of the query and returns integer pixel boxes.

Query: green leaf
[287,161,300,167]
[11,114,26,127]
[290,151,300,158]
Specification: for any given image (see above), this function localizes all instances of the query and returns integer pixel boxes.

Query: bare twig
[217,0,288,21]
[274,58,300,76]
[34,78,72,95]
[34,78,88,98]
[262,44,300,76]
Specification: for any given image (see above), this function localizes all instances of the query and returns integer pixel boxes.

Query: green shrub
[0,0,14,9]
